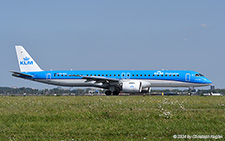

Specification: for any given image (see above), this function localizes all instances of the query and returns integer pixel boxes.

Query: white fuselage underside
[34,79,209,88]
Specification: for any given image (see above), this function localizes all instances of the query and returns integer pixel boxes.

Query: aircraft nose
[204,78,212,85]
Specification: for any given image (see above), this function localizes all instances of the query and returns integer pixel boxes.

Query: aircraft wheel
[187,92,192,96]
[105,91,112,95]
[113,91,119,95]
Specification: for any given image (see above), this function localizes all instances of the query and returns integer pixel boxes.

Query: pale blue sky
[0,1,224,89]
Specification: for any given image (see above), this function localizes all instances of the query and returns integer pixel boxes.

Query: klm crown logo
[23,57,30,61]
[20,56,33,65]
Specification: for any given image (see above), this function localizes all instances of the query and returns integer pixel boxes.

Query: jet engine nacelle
[121,80,142,93]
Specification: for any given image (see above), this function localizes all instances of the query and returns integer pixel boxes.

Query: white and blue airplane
[11,46,212,95]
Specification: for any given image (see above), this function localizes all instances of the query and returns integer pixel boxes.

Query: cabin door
[185,73,191,81]
[46,73,51,80]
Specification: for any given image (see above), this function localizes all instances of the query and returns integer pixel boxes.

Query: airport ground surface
[0,96,224,140]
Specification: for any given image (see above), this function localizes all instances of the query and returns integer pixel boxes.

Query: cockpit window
[195,73,204,77]
[195,74,200,77]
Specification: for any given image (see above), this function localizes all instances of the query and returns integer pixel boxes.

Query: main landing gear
[105,91,111,95]
[113,91,119,95]
[187,87,195,96]
[105,91,119,96]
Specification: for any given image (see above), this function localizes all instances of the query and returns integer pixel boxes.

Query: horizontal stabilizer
[10,71,33,78]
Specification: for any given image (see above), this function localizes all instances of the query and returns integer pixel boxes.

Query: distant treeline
[0,87,224,95]
[0,87,88,95]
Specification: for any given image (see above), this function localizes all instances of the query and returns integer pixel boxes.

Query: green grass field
[0,96,224,140]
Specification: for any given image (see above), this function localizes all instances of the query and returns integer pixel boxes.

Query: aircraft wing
[77,75,120,83]
[10,71,33,78]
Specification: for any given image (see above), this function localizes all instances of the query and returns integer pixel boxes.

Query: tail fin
[15,45,43,72]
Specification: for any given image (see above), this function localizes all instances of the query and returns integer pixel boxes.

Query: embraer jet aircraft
[11,46,212,95]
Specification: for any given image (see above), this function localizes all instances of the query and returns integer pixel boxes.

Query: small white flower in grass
[159,109,173,119]
[179,103,185,109]
[144,137,146,140]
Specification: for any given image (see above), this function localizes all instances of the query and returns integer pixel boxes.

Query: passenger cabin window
[148,74,150,76]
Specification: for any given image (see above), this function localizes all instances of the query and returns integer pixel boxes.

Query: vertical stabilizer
[15,46,43,72]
